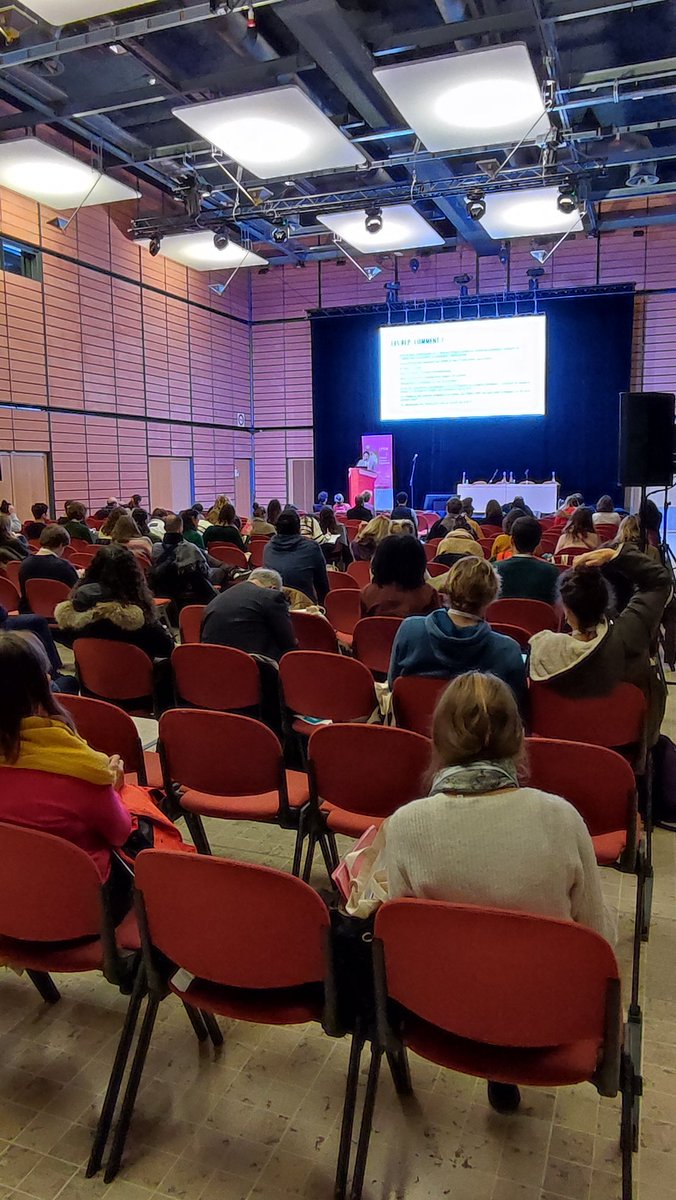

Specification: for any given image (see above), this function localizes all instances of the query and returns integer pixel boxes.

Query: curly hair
[78,545,158,624]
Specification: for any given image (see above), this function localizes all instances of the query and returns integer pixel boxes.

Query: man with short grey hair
[200,565,297,661]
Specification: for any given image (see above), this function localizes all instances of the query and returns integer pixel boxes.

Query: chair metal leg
[26,970,60,1004]
[349,1046,383,1200]
[292,809,308,878]
[302,831,318,882]
[335,1030,365,1200]
[184,812,212,855]
[620,1048,641,1200]
[103,995,160,1183]
[386,1043,413,1096]
[327,832,340,870]
[629,862,645,1019]
[318,830,338,885]
[87,970,146,1178]
[182,1001,208,1042]
[200,1010,224,1047]
[641,861,653,942]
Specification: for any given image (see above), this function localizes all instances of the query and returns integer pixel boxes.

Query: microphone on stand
[525,468,529,480]
[489,468,499,484]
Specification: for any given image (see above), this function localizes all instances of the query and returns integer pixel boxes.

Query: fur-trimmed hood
[55,598,145,632]
[529,620,609,681]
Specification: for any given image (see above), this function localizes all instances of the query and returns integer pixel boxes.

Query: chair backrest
[423,543,437,562]
[280,651,375,722]
[208,544,248,568]
[554,547,589,566]
[525,737,636,838]
[529,681,647,752]
[74,638,155,703]
[70,539,96,554]
[425,539,441,552]
[486,598,558,636]
[309,723,430,818]
[25,578,72,619]
[172,643,260,711]
[0,822,101,941]
[59,693,147,781]
[489,622,531,651]
[136,852,329,989]
[481,525,503,539]
[0,576,20,611]
[392,675,449,738]
[3,559,21,588]
[290,611,339,653]
[375,899,619,1049]
[248,540,267,567]
[325,589,361,636]
[71,553,95,569]
[426,562,449,578]
[327,571,359,591]
[595,524,618,543]
[347,560,371,588]
[352,617,402,675]
[159,708,283,797]
[179,604,206,644]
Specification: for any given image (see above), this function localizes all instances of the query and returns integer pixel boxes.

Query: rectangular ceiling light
[0,138,140,209]
[23,0,157,25]
[318,204,444,254]
[173,85,366,181]
[139,231,267,271]
[478,186,583,239]
[374,43,551,153]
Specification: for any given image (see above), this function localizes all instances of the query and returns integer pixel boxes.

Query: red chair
[327,571,359,591]
[70,538,97,554]
[347,560,371,588]
[158,709,309,860]
[480,525,503,539]
[300,723,430,879]
[25,578,71,620]
[490,621,532,651]
[423,542,438,562]
[178,604,205,644]
[554,547,590,566]
[0,575,20,614]
[171,643,260,712]
[98,853,339,1182]
[280,650,376,734]
[248,540,267,567]
[325,589,361,644]
[345,521,361,541]
[595,523,619,543]
[426,561,448,578]
[340,900,639,1200]
[486,598,558,636]
[352,616,402,677]
[59,693,162,789]
[392,675,449,737]
[207,544,248,568]
[2,559,21,589]
[71,552,97,569]
[74,639,157,716]
[290,610,339,653]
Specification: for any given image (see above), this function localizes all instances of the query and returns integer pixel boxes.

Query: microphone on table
[525,468,529,480]
[488,468,499,484]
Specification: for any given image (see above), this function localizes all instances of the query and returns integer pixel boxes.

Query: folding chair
[299,723,430,881]
[486,597,559,636]
[352,616,402,678]
[490,621,532,651]
[328,571,359,591]
[339,900,640,1200]
[171,643,261,713]
[2,559,21,588]
[0,575,20,614]
[207,543,248,568]
[392,675,448,737]
[290,610,339,653]
[25,578,72,620]
[59,693,162,789]
[99,852,337,1182]
[158,708,309,863]
[280,650,376,740]
[178,604,205,644]
[248,539,268,567]
[74,639,158,717]
[325,589,361,645]
[347,560,371,588]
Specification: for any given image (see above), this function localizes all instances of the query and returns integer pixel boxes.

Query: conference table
[456,478,560,515]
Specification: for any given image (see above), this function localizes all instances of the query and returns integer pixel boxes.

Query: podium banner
[361,434,393,511]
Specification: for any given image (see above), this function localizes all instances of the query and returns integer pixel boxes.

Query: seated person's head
[511,516,541,556]
[615,515,640,544]
[356,515,391,544]
[363,491,372,505]
[446,498,463,517]
[334,493,344,506]
[249,567,283,591]
[180,509,198,531]
[77,545,155,618]
[193,503,204,515]
[431,672,523,773]
[67,502,87,523]
[559,566,610,635]
[396,492,408,506]
[460,497,473,516]
[31,503,49,521]
[512,496,525,510]
[276,509,301,537]
[485,499,503,525]
[391,519,416,536]
[596,495,615,514]
[502,508,523,536]
[151,508,167,521]
[371,534,427,592]
[218,502,236,527]
[0,633,72,762]
[40,525,70,556]
[101,506,125,535]
[253,503,266,520]
[318,506,338,534]
[111,514,141,543]
[444,557,500,618]
[0,514,14,541]
[267,498,282,525]
[564,506,595,541]
[354,493,365,507]
[318,490,328,505]
[165,514,183,535]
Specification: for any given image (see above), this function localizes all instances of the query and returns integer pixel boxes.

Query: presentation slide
[379,314,547,421]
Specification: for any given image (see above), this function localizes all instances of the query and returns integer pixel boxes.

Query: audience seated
[593,494,621,530]
[312,489,329,514]
[18,526,78,610]
[128,494,143,510]
[251,502,276,536]
[333,492,349,515]
[554,506,600,555]
[205,494,228,523]
[502,494,533,518]
[495,516,559,604]
[0,513,29,563]
[179,508,205,551]
[263,509,329,604]
[552,493,584,528]
[360,535,443,619]
[351,514,391,562]
[490,508,525,560]
[388,557,526,705]
[460,497,483,537]
[266,497,282,527]
[435,517,483,566]
[346,492,374,522]
[390,518,416,536]
[55,545,174,660]
[390,491,418,530]
[148,508,168,539]
[639,497,662,548]
[529,544,670,744]
[132,508,158,543]
[60,502,94,544]
[480,498,504,527]
[201,567,297,660]
[110,514,153,567]
[93,497,119,520]
[203,501,246,550]
[0,610,71,690]
[97,507,126,542]
[427,497,463,541]
[317,505,351,567]
[299,508,323,541]
[0,499,21,534]
[150,515,217,610]
[22,503,51,541]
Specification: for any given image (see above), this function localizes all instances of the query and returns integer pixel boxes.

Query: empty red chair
[74,639,157,715]
[178,604,205,644]
[340,900,639,1200]
[595,523,619,543]
[25,578,71,619]
[248,540,267,567]
[352,616,402,677]
[59,693,162,788]
[70,538,96,553]
[347,560,371,588]
[529,681,646,756]
[280,651,376,737]
[171,643,260,712]
[0,576,20,614]
[426,561,448,578]
[2,559,21,589]
[327,571,359,591]
[392,675,449,737]
[158,709,309,857]
[490,622,531,651]
[207,544,248,568]
[486,597,558,636]
[325,589,360,644]
[423,542,438,562]
[71,552,97,569]
[290,610,339,653]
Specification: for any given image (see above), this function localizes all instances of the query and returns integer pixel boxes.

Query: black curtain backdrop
[311,290,634,508]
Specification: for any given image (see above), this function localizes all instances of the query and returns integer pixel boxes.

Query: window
[1,237,42,281]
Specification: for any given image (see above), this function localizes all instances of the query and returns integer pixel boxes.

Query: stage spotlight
[272,222,289,244]
[365,205,383,234]
[465,188,485,220]
[557,183,577,214]
[409,257,420,273]
[149,235,161,257]
[498,241,509,265]
[213,229,230,251]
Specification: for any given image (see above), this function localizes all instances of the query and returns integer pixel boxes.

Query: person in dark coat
[18,525,78,612]
[201,568,297,661]
[263,510,329,604]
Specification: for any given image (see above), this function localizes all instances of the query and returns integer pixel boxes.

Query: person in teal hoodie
[388,556,526,707]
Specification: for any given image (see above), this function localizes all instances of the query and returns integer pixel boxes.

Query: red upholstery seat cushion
[591,831,627,865]
[0,910,139,973]
[169,977,324,1025]
[322,802,384,837]
[181,770,309,821]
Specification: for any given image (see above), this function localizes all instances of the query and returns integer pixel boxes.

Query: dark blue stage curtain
[311,289,634,508]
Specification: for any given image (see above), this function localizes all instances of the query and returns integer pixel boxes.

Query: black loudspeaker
[618,391,675,487]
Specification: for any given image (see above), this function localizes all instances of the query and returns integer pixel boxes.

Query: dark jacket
[0,539,28,563]
[346,505,373,522]
[18,552,78,611]
[388,608,527,706]
[263,534,329,604]
[201,581,297,661]
[496,555,560,606]
[203,524,246,551]
[391,505,417,527]
[55,585,174,660]
[360,582,442,620]
[149,533,216,610]
[61,519,94,543]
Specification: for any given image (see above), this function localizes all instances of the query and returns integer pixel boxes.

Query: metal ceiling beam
[544,0,669,21]
[575,56,676,87]
[373,10,533,56]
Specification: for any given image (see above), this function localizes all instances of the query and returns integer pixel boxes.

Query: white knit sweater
[385,788,614,942]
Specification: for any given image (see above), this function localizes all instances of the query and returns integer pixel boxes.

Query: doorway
[288,458,314,513]
[0,452,50,522]
[149,457,193,514]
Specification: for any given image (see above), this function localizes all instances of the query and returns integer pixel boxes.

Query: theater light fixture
[374,43,551,153]
[364,205,383,235]
[476,185,584,239]
[173,85,366,180]
[271,221,289,244]
[557,183,578,214]
[466,188,486,220]
[138,230,267,271]
[318,205,443,254]
[21,0,159,25]
[0,138,140,210]
[148,236,161,257]
[213,229,230,251]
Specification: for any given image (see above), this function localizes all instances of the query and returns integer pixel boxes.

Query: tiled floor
[1,691,675,1200]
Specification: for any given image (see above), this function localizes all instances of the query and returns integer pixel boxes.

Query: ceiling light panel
[0,138,140,209]
[319,205,444,254]
[478,186,583,239]
[23,0,157,25]
[173,85,366,180]
[139,231,267,271]
[374,43,551,153]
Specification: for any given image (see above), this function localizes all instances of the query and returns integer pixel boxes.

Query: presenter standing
[357,446,378,471]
